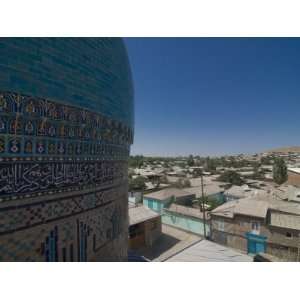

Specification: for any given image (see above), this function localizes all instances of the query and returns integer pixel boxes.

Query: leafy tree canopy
[173,178,191,189]
[129,176,146,191]
[217,170,245,186]
[273,158,287,185]
[187,155,195,167]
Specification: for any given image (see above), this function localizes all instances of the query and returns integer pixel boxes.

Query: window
[216,220,225,232]
[251,221,260,233]
[148,199,154,209]
[156,202,161,212]
[286,232,293,238]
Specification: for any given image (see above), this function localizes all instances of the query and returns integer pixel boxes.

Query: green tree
[187,155,195,166]
[129,176,146,191]
[217,170,245,186]
[128,155,144,168]
[160,175,169,184]
[202,196,221,211]
[173,178,191,188]
[204,156,216,171]
[273,158,287,184]
[261,155,276,165]
[250,165,264,180]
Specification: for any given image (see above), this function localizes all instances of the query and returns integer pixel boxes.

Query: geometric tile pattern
[0,183,127,234]
[0,197,127,261]
[0,89,131,261]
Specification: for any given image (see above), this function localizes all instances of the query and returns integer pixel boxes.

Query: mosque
[0,38,134,261]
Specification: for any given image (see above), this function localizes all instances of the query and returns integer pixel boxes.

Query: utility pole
[297,233,300,262]
[200,171,207,239]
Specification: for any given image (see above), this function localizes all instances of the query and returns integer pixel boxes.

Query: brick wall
[211,214,300,260]
[287,171,300,187]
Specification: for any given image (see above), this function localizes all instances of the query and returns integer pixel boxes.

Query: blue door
[148,199,153,209]
[246,232,267,255]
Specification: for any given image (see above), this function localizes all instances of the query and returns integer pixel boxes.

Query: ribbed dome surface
[0,38,134,128]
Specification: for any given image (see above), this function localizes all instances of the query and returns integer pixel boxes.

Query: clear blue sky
[125,38,300,157]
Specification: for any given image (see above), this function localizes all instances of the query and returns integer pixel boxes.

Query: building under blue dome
[0,38,134,261]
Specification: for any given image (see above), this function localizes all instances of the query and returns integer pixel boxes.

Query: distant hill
[266,146,300,153]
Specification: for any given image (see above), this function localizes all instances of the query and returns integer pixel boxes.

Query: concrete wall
[211,215,267,252]
[128,192,143,204]
[288,185,300,202]
[128,216,162,250]
[143,195,195,213]
[267,244,298,261]
[287,171,300,188]
[211,216,247,251]
[144,217,162,247]
[162,211,210,236]
[143,197,169,213]
[175,195,195,206]
[211,214,300,260]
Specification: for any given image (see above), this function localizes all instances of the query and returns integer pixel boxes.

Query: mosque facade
[0,38,134,261]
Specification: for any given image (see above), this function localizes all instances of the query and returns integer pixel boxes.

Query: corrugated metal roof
[212,196,271,219]
[144,188,195,201]
[210,200,236,218]
[129,206,160,226]
[271,201,300,215]
[184,184,224,198]
[234,199,269,218]
[165,204,210,220]
[270,212,300,231]
[166,240,252,262]
[225,185,268,199]
[288,168,300,174]
[212,192,300,223]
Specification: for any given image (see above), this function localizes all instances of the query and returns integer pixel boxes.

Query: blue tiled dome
[0,38,133,261]
[0,38,134,128]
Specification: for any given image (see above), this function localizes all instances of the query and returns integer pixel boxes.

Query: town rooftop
[129,206,160,226]
[144,188,195,201]
[166,240,252,262]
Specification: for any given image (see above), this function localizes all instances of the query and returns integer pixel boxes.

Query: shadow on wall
[134,233,180,261]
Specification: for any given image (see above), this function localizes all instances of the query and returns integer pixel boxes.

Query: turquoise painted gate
[246,232,267,255]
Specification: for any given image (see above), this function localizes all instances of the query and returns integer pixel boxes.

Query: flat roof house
[128,206,162,250]
[210,195,300,261]
[184,184,225,205]
[287,168,300,203]
[143,188,196,213]
[224,185,268,202]
[166,239,252,262]
[163,203,210,237]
